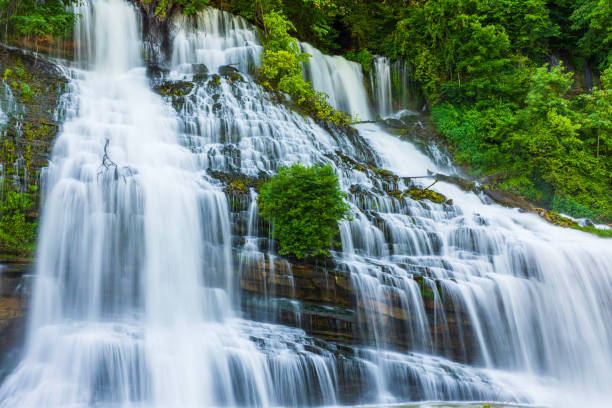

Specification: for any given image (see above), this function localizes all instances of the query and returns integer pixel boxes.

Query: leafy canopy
[0,0,78,40]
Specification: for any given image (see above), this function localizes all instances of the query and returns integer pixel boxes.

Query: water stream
[0,2,611,407]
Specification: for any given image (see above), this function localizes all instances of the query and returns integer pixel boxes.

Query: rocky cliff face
[0,45,68,255]
[0,46,67,366]
[0,261,30,376]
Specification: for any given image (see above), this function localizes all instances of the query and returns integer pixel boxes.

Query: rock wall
[0,46,67,365]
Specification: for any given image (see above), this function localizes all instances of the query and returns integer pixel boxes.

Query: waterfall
[370,56,393,118]
[171,8,262,74]
[1,4,612,408]
[300,42,373,120]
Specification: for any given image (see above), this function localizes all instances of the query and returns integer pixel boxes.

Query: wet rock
[209,74,221,88]
[0,46,67,258]
[534,208,579,228]
[218,64,239,76]
[218,65,244,83]
[405,188,446,204]
[0,261,30,364]
[192,63,209,81]
[153,80,194,97]
[481,188,533,211]
[427,171,475,192]
[146,64,169,81]
[383,118,405,129]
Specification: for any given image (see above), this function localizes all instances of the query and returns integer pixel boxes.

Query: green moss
[228,179,248,193]
[375,168,394,177]
[0,189,37,256]
[572,225,612,238]
[535,208,612,238]
[388,190,403,199]
[207,169,267,194]
[154,80,194,97]
[420,288,435,299]
[406,188,446,204]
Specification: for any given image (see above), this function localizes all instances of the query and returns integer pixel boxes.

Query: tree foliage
[258,164,351,259]
[0,0,78,40]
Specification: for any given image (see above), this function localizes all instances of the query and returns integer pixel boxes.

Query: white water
[301,42,373,120]
[370,56,393,118]
[1,3,612,408]
[172,8,262,74]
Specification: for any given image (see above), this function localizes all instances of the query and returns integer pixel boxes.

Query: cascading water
[1,3,612,408]
[300,42,373,121]
[370,56,393,118]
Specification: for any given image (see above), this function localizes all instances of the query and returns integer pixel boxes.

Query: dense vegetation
[258,164,351,259]
[393,0,612,221]
[0,0,78,43]
[0,59,48,256]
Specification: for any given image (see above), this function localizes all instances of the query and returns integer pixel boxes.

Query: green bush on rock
[258,164,351,260]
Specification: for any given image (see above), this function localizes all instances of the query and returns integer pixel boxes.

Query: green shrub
[258,164,351,259]
[0,190,37,255]
[345,49,373,72]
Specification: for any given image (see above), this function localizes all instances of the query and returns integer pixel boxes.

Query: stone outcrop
[238,255,477,363]
[0,260,30,368]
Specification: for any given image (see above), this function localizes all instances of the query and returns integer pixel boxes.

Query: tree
[580,64,612,159]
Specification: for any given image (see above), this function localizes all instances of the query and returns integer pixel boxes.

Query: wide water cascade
[1,3,612,408]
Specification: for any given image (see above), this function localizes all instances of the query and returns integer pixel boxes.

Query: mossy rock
[207,169,269,194]
[218,65,244,83]
[192,63,209,81]
[218,65,238,76]
[388,189,403,199]
[375,168,394,177]
[383,118,406,129]
[405,188,446,204]
[146,65,169,81]
[209,74,222,88]
[153,80,194,97]
[227,179,248,194]
[335,151,369,172]
[193,63,208,75]
[535,208,579,228]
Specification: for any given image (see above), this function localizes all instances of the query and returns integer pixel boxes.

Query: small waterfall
[1,4,612,408]
[0,81,22,130]
[0,102,5,127]
[171,7,262,74]
[370,56,393,118]
[301,42,373,120]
